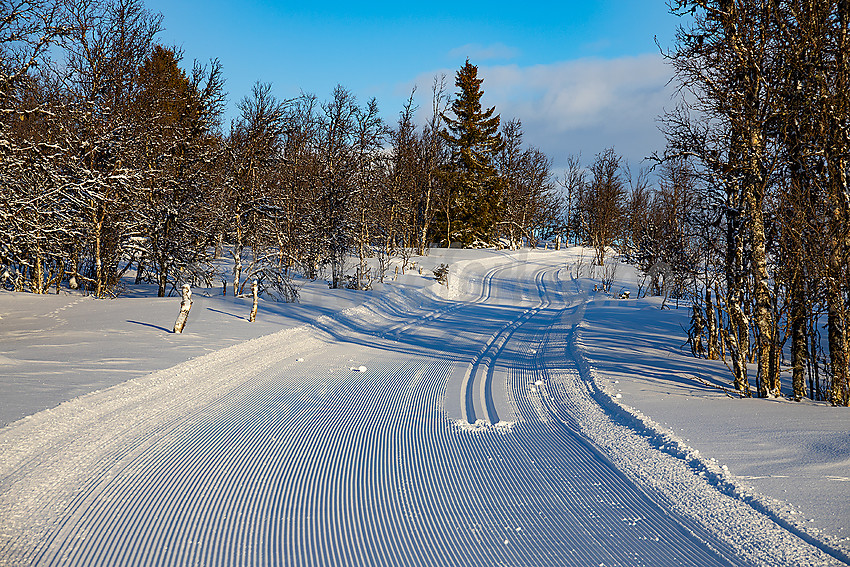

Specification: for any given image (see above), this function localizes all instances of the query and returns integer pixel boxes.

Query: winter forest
[1,0,848,406]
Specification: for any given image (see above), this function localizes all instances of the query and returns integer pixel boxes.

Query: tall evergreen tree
[132,45,224,297]
[439,60,504,246]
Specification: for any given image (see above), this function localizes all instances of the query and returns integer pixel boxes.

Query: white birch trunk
[233,252,242,298]
[249,280,259,323]
[173,284,192,334]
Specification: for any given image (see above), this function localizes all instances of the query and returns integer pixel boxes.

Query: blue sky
[143,0,681,170]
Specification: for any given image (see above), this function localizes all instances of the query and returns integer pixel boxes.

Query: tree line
[651,0,849,406]
[3,0,847,405]
[0,0,563,301]
[536,1,850,406]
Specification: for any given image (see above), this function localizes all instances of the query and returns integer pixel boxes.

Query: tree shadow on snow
[127,320,172,333]
[206,307,247,321]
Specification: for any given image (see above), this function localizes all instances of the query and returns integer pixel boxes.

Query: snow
[0,246,847,565]
[0,279,368,427]
[574,283,850,560]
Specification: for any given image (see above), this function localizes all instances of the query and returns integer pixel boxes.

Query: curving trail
[0,252,800,566]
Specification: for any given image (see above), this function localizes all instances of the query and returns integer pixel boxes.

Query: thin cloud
[448,43,519,62]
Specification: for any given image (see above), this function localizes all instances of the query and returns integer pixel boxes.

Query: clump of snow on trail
[453,419,516,434]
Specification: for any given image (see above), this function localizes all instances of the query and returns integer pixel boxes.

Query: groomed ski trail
[0,251,841,566]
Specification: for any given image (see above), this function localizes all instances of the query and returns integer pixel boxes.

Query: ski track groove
[462,264,548,424]
[1,253,833,565]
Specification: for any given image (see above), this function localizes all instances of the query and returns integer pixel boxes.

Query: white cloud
[405,54,676,171]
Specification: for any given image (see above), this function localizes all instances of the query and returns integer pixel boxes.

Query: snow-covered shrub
[433,263,449,285]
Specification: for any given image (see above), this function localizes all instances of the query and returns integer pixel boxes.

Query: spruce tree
[439,60,504,246]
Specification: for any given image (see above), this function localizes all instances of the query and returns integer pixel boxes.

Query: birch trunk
[358,207,368,290]
[827,1,850,406]
[791,287,808,401]
[748,184,779,397]
[418,176,433,256]
[157,267,168,298]
[706,288,719,360]
[173,284,192,333]
[94,213,104,298]
[826,271,848,406]
[135,260,145,285]
[726,201,751,396]
[68,252,79,290]
[232,213,243,297]
[31,243,45,294]
[249,280,259,323]
[214,231,224,259]
[233,251,242,297]
[54,260,64,294]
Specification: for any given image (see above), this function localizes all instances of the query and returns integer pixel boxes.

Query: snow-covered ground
[0,247,847,566]
[578,294,850,551]
[0,275,370,428]
[566,255,850,563]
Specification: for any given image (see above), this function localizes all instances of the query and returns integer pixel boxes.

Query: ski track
[0,253,840,566]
